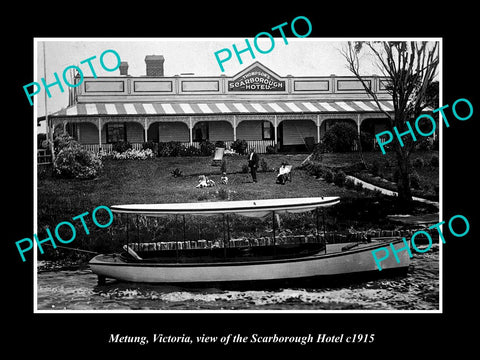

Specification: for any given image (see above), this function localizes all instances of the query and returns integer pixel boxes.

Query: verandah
[53,112,389,154]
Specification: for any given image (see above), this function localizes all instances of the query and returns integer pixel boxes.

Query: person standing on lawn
[248,147,259,183]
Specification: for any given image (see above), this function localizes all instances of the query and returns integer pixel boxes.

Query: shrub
[371,160,382,177]
[182,145,201,156]
[345,177,355,189]
[199,140,215,156]
[266,145,276,154]
[310,163,321,178]
[324,169,334,183]
[303,162,330,179]
[311,142,326,161]
[231,139,248,155]
[422,183,431,193]
[171,168,183,177]
[354,181,364,192]
[54,145,102,179]
[322,122,358,153]
[54,132,78,152]
[310,163,324,178]
[430,155,439,167]
[333,170,347,187]
[415,138,433,151]
[142,141,157,153]
[220,158,227,174]
[241,164,249,173]
[410,171,421,189]
[359,130,374,151]
[113,141,132,153]
[260,158,268,172]
[413,158,424,168]
[158,141,184,157]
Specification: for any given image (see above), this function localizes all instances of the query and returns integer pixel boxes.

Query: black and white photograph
[33,38,441,312]
[6,6,477,356]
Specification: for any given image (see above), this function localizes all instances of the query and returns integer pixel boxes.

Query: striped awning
[51,100,394,117]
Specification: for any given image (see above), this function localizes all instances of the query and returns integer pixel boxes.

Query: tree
[341,41,439,204]
[323,122,358,152]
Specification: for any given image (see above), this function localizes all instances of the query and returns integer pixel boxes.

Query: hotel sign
[228,66,285,92]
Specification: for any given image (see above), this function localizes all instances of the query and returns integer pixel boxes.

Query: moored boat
[89,197,410,285]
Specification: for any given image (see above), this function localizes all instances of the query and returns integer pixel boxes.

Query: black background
[5,4,477,356]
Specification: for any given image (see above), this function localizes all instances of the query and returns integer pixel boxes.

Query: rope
[41,243,99,255]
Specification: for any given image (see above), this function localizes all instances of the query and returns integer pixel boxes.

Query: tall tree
[341,41,439,204]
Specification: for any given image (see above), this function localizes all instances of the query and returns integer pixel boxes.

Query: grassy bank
[37,152,438,261]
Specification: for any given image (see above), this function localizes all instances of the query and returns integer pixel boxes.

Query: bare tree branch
[340,40,439,203]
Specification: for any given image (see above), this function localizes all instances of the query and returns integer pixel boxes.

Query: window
[262,121,274,140]
[106,123,126,143]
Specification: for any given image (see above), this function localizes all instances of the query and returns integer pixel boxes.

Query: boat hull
[89,239,410,285]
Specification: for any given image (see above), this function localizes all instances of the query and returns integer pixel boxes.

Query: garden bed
[303,150,439,201]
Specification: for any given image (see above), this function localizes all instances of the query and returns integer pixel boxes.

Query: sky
[33,38,439,131]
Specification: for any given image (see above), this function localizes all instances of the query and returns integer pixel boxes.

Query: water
[36,245,439,311]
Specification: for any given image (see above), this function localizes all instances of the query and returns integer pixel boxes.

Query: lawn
[37,154,358,224]
[36,152,439,257]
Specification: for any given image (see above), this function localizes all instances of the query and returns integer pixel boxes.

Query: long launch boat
[89,197,410,285]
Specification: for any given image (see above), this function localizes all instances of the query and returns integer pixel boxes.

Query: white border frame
[33,37,443,314]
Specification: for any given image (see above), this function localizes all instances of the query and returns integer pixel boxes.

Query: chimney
[119,61,129,75]
[145,55,165,77]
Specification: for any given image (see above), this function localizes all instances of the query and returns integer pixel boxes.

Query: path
[346,175,439,208]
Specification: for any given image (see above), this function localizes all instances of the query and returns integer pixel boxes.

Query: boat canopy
[111,197,340,218]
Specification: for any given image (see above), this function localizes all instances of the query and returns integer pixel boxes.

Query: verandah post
[189,117,193,145]
[97,118,102,151]
[274,115,278,147]
[316,115,320,143]
[233,115,237,141]
[144,118,148,143]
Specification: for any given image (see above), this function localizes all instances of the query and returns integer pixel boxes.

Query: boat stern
[89,254,125,285]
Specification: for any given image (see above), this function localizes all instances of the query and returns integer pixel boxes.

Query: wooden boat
[89,197,410,285]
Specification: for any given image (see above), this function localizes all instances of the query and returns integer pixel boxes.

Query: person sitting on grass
[196,175,215,188]
[220,172,228,185]
[206,177,215,187]
[276,161,290,185]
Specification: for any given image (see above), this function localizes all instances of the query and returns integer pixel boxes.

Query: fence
[82,140,276,154]
[81,143,143,154]
[180,140,274,153]
[37,149,52,165]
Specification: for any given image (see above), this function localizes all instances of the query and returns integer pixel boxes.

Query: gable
[228,62,286,92]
